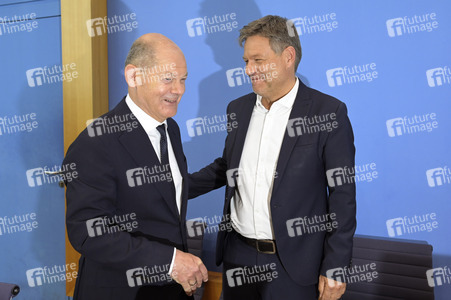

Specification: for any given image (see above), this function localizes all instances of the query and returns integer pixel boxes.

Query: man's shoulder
[166,117,181,135]
[228,92,256,109]
[66,97,131,152]
[302,84,343,106]
[166,117,179,128]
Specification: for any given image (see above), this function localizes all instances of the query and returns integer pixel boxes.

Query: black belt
[234,230,277,254]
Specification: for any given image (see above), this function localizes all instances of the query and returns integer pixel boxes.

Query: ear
[124,64,139,88]
[283,46,296,69]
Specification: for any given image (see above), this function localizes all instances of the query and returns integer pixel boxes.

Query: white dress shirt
[231,78,299,240]
[125,95,182,272]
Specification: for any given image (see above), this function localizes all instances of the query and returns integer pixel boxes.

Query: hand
[318,275,346,300]
[170,249,208,296]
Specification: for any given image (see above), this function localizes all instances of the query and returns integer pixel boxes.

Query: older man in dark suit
[63,33,207,300]
[189,15,356,300]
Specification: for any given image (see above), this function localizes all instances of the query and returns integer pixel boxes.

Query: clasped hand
[171,249,209,296]
[318,275,346,300]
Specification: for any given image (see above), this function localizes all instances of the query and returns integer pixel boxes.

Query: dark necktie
[157,124,170,167]
[156,124,177,203]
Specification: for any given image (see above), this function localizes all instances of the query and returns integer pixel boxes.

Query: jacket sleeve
[188,152,228,199]
[64,133,174,275]
[188,104,236,199]
[320,102,357,276]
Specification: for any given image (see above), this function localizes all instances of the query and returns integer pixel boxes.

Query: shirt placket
[253,109,272,238]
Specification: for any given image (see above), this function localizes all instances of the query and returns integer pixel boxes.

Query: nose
[171,80,185,95]
[245,62,256,76]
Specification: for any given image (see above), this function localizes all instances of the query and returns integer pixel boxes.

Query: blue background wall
[0,0,66,299]
[0,0,450,299]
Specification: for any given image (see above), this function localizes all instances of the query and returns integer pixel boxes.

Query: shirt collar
[256,77,299,111]
[125,94,166,135]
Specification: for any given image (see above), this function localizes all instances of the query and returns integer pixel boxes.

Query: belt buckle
[256,240,276,254]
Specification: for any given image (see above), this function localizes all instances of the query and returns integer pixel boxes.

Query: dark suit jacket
[63,98,190,299]
[189,79,356,286]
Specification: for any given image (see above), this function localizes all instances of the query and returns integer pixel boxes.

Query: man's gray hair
[124,40,155,68]
[239,15,302,71]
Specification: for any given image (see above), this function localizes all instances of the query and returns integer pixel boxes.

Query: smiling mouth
[164,99,177,103]
[251,76,264,82]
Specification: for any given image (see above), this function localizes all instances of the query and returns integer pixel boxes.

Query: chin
[252,85,267,95]
[164,109,177,119]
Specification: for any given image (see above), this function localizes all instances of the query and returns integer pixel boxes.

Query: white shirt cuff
[168,247,177,274]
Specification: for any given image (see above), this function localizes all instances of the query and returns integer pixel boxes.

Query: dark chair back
[0,282,20,299]
[344,235,434,300]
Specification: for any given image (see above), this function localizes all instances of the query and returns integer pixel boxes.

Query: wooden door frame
[61,0,108,296]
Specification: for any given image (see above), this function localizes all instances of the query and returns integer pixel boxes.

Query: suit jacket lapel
[167,120,187,220]
[116,101,180,220]
[229,95,256,170]
[272,80,312,196]
[167,121,187,177]
[224,95,255,211]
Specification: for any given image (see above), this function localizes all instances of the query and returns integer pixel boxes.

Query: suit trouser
[74,278,193,300]
[222,229,318,300]
[135,283,194,300]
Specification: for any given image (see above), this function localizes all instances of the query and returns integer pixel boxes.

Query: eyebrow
[242,55,263,60]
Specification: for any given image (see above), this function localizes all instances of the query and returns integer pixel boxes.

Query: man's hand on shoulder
[171,249,208,296]
[318,274,346,300]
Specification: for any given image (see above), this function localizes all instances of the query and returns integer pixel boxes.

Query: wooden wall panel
[61,0,108,296]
